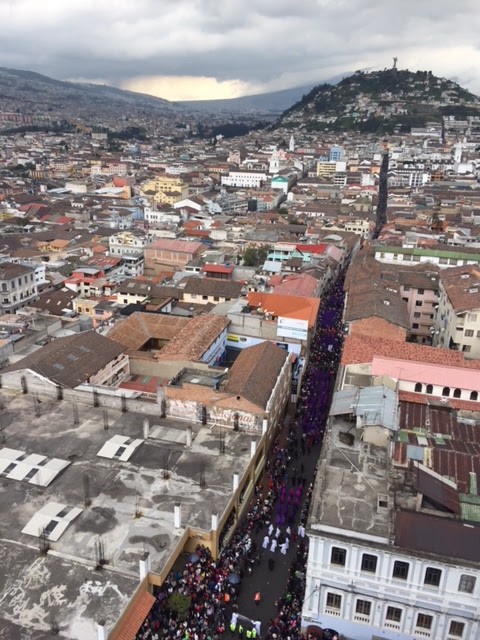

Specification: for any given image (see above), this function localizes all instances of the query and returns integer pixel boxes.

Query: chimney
[139,552,151,580]
[97,622,107,640]
[211,513,218,531]
[262,418,268,435]
[174,502,181,529]
[143,418,149,440]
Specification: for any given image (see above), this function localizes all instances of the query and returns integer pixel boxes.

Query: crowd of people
[136,271,346,640]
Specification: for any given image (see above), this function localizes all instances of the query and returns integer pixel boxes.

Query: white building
[221,170,268,188]
[432,266,480,358]
[108,231,156,277]
[302,386,480,640]
[0,262,38,314]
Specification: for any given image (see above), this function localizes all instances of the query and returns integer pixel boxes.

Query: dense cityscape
[1,55,480,640]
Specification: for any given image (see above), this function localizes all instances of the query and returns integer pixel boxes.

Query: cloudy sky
[2,0,480,101]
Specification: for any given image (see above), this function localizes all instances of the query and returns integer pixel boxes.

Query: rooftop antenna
[199,462,206,488]
[162,452,171,479]
[393,56,398,70]
[83,473,91,508]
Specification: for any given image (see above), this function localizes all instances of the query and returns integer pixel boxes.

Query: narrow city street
[137,270,347,640]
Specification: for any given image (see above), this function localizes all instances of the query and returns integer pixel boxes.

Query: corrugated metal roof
[395,510,480,562]
[329,387,359,416]
[330,386,399,431]
[356,386,399,431]
[415,463,460,514]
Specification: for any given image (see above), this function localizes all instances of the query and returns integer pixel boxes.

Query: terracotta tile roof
[202,264,234,275]
[271,273,319,298]
[148,239,204,253]
[225,342,289,409]
[341,333,478,367]
[247,292,320,328]
[109,590,155,640]
[345,288,409,328]
[440,266,480,313]
[349,317,407,342]
[156,315,230,362]
[107,312,190,350]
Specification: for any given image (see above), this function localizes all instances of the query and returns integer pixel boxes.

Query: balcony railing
[324,608,341,617]
[413,629,431,638]
[353,614,371,624]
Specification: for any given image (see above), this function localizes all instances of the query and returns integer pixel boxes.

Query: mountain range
[1,66,479,135]
[0,67,342,127]
[0,67,175,123]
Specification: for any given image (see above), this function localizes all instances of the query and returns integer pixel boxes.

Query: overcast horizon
[2,0,480,101]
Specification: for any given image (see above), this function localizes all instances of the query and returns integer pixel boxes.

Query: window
[412,323,419,329]
[442,387,450,397]
[414,383,423,392]
[424,567,442,587]
[414,312,421,318]
[470,391,478,401]
[402,297,408,302]
[330,547,346,566]
[439,257,448,264]
[418,288,424,295]
[403,285,411,292]
[463,345,471,353]
[190,294,197,299]
[326,593,342,610]
[453,389,462,399]
[459,574,476,593]
[202,295,208,300]
[449,621,465,638]
[123,299,128,304]
[355,599,371,616]
[416,614,433,630]
[386,607,402,623]
[426,384,433,394]
[464,329,474,337]
[468,314,477,322]
[361,553,377,573]
[393,561,409,580]
[412,255,420,262]
[415,301,423,307]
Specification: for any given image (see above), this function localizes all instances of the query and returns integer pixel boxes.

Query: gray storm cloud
[1,0,480,98]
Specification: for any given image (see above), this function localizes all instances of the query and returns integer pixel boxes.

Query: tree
[243,246,260,266]
[167,593,191,620]
[242,245,271,266]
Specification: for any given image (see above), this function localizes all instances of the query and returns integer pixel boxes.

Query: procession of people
[136,269,346,640]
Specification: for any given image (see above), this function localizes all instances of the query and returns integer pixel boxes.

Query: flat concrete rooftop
[308,416,392,543]
[0,389,255,639]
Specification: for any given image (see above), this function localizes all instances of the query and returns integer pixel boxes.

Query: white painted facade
[374,248,480,269]
[303,535,480,640]
[221,171,268,188]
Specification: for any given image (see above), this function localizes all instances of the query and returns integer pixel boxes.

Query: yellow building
[141,175,189,205]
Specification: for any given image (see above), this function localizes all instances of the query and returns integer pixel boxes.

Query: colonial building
[433,265,480,358]
[0,262,38,314]
[302,388,480,640]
